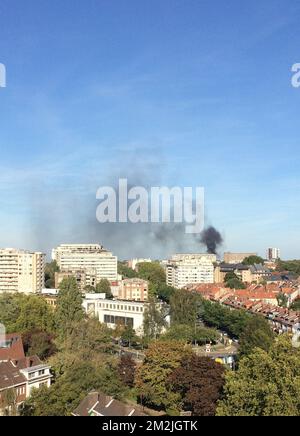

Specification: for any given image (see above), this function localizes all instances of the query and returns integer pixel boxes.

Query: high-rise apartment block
[0,249,45,294]
[267,248,281,261]
[166,253,216,288]
[52,244,118,282]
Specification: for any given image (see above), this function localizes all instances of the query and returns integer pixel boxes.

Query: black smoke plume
[200,226,223,254]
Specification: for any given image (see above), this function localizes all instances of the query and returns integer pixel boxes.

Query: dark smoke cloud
[25,145,200,260]
[199,226,223,254]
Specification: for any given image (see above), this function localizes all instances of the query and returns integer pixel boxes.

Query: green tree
[291,299,300,311]
[276,260,300,276]
[45,261,59,289]
[55,277,84,338]
[156,283,177,303]
[0,293,22,332]
[137,262,166,295]
[143,299,168,341]
[201,299,251,338]
[277,292,288,308]
[84,285,96,293]
[170,290,200,326]
[118,262,138,279]
[121,325,137,347]
[21,360,125,416]
[238,315,274,358]
[14,295,55,334]
[135,340,192,412]
[217,335,300,416]
[96,279,113,298]
[163,324,218,345]
[169,355,225,416]
[0,388,17,416]
[242,255,265,266]
[225,278,246,289]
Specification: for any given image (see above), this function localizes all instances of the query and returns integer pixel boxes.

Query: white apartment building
[166,253,216,289]
[82,295,169,336]
[0,249,45,294]
[267,248,281,261]
[52,244,118,282]
[83,296,147,336]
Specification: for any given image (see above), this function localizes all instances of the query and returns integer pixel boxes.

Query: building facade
[223,252,257,264]
[0,249,45,294]
[0,335,52,415]
[52,244,118,282]
[55,269,97,291]
[166,254,216,288]
[119,278,149,302]
[267,248,281,261]
[82,296,168,336]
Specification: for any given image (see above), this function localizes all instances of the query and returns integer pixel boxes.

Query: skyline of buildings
[0,242,285,295]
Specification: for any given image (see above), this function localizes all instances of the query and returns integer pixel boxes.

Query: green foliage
[21,359,126,416]
[277,292,288,308]
[0,293,22,332]
[135,340,192,411]
[238,316,275,358]
[223,271,245,289]
[170,290,200,326]
[84,285,96,293]
[143,299,168,341]
[118,262,138,278]
[55,277,84,338]
[276,260,300,276]
[163,323,218,345]
[96,279,113,298]
[242,255,265,266]
[217,335,300,416]
[155,283,177,303]
[45,261,59,289]
[0,293,55,334]
[121,325,138,345]
[201,299,251,338]
[291,299,300,311]
[137,262,166,294]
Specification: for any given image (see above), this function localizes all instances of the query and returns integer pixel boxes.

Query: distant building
[246,264,272,283]
[166,254,216,288]
[55,269,97,292]
[119,278,149,302]
[0,249,45,294]
[82,296,168,336]
[214,263,250,283]
[52,244,118,282]
[267,248,281,261]
[72,391,147,416]
[223,252,257,264]
[128,258,152,271]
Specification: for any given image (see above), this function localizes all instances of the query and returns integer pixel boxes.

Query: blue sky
[0,0,300,259]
